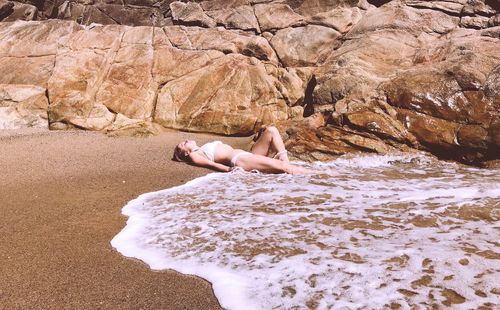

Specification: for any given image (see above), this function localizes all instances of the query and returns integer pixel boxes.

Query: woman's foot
[284,164,314,175]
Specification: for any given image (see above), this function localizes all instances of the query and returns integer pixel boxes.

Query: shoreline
[0,129,250,308]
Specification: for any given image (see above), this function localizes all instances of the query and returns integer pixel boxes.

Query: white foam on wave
[111,154,500,309]
[314,153,423,168]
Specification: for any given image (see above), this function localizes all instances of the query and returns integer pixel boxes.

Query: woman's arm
[188,153,231,172]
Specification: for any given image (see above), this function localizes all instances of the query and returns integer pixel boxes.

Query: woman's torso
[198,141,246,165]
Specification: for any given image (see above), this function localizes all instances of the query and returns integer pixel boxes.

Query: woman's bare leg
[235,154,307,174]
[250,126,289,162]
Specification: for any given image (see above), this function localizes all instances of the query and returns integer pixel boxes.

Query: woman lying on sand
[173,126,309,175]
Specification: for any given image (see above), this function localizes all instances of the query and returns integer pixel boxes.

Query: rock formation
[0,0,498,165]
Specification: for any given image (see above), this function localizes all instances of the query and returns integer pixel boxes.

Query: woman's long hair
[172,145,188,162]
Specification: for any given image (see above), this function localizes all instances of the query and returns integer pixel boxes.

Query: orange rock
[0,84,48,129]
[0,0,498,164]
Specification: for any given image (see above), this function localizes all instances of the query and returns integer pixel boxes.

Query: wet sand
[0,128,251,309]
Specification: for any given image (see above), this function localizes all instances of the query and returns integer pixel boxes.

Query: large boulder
[170,1,216,28]
[0,19,305,134]
[270,25,341,67]
[205,5,260,32]
[0,84,48,129]
[345,1,460,36]
[305,2,499,164]
[1,1,37,22]
[377,30,499,162]
[0,0,14,20]
[163,25,279,63]
[307,6,363,33]
[254,2,304,32]
[50,0,171,26]
[277,114,406,162]
[0,20,81,87]
[47,24,123,130]
[313,28,420,108]
[283,0,359,17]
[0,0,498,164]
[154,54,291,135]
[95,27,157,120]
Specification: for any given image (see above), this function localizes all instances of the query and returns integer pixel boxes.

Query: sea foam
[111,154,500,309]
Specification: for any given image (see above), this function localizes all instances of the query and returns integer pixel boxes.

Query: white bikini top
[198,141,222,162]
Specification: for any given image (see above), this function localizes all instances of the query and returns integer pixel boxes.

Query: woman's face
[177,140,197,157]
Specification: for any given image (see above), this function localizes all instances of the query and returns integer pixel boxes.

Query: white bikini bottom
[230,151,252,167]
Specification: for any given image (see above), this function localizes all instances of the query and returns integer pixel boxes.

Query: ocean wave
[112,154,500,309]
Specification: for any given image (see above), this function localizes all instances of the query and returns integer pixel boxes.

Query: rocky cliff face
[0,0,498,165]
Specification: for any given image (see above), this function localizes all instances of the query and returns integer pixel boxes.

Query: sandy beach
[0,129,251,309]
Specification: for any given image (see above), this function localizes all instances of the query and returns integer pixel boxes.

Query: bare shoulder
[188,151,209,165]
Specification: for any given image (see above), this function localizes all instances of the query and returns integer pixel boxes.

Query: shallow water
[111,154,500,309]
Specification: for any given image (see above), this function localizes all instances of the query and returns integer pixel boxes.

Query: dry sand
[0,128,252,309]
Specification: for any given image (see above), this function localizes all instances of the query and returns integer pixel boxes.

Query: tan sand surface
[0,128,251,309]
